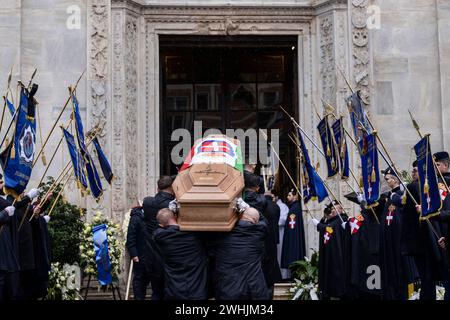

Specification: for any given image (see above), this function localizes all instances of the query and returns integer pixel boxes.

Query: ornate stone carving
[319,15,336,106]
[111,10,125,220]
[351,0,371,104]
[88,0,111,218]
[124,15,139,209]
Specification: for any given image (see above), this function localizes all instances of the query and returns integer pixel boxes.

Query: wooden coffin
[172,162,244,232]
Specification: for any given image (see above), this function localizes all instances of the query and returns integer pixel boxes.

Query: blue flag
[72,94,103,199]
[92,224,113,286]
[414,135,442,219]
[92,137,114,184]
[346,91,371,150]
[360,133,380,207]
[6,98,15,116]
[62,128,88,191]
[296,128,328,203]
[331,118,350,180]
[0,87,36,194]
[317,116,339,178]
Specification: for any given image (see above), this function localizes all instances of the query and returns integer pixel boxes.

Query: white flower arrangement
[290,278,319,300]
[46,262,82,300]
[288,251,319,300]
[79,211,123,284]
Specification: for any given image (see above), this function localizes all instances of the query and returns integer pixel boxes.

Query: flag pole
[285,134,345,223]
[0,67,13,134]
[260,130,315,220]
[47,169,73,217]
[282,106,378,223]
[408,109,450,194]
[33,69,85,168]
[35,119,74,188]
[125,259,134,300]
[335,68,422,208]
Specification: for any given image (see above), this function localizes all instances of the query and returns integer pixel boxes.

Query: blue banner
[92,224,113,286]
[62,128,88,191]
[360,133,380,207]
[346,91,371,150]
[331,118,350,180]
[0,88,36,194]
[72,94,103,199]
[296,128,328,203]
[92,137,114,185]
[6,98,15,116]
[317,116,339,178]
[414,135,442,219]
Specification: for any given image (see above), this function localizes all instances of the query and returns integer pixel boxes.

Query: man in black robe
[153,208,208,300]
[0,195,18,301]
[281,188,306,270]
[141,175,175,300]
[29,200,52,300]
[313,201,348,299]
[243,173,281,291]
[344,191,386,299]
[427,151,450,300]
[379,166,415,300]
[4,187,41,300]
[208,208,271,300]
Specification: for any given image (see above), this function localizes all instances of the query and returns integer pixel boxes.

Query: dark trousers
[414,254,437,300]
[132,263,164,300]
[18,270,37,300]
[0,271,19,300]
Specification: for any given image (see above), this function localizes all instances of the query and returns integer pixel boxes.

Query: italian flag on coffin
[179,134,243,172]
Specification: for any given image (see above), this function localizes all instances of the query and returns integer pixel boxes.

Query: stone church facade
[1,0,450,254]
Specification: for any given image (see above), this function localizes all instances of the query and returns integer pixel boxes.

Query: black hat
[325,200,339,212]
[433,151,450,162]
[344,191,359,205]
[412,160,418,167]
[382,166,395,176]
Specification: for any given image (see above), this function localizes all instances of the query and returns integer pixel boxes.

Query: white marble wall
[0,0,87,206]
[371,0,448,169]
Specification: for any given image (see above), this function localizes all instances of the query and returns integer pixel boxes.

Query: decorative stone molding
[87,0,111,219]
[350,0,371,104]
[319,14,336,107]
[111,9,126,221]
[124,14,139,209]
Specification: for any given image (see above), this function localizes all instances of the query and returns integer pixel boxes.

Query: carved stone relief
[351,0,371,104]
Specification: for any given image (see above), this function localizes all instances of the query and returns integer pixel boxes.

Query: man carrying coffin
[208,207,271,300]
[153,208,208,300]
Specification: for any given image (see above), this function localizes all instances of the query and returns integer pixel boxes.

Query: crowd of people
[313,151,450,300]
[126,151,450,301]
[126,164,304,300]
[0,174,53,300]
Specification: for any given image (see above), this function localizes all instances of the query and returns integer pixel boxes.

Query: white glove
[5,206,15,217]
[312,218,320,226]
[236,198,250,213]
[356,192,365,203]
[168,199,179,213]
[43,215,50,223]
[341,221,347,230]
[26,188,40,200]
[399,183,405,192]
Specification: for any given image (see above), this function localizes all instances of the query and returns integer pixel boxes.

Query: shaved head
[241,207,260,224]
[157,208,177,227]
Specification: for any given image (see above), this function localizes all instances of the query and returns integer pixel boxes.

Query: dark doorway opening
[160,36,299,198]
